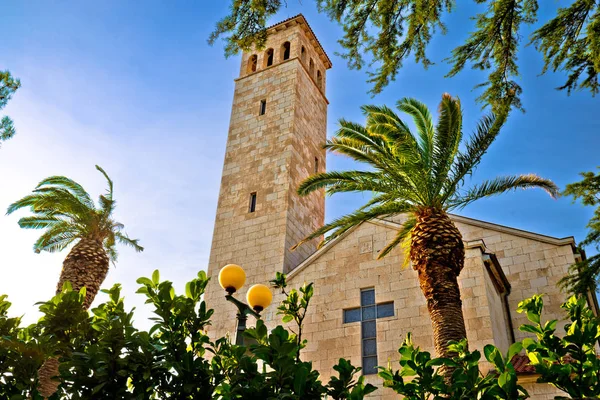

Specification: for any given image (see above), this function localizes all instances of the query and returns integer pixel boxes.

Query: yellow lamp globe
[218,264,246,294]
[246,284,272,312]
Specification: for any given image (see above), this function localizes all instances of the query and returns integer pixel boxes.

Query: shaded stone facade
[205,14,589,399]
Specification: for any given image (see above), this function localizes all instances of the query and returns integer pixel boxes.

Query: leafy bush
[2,270,599,399]
[518,294,600,398]
[378,333,528,399]
[0,271,374,399]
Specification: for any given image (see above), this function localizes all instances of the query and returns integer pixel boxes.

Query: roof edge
[448,214,576,248]
[286,214,577,282]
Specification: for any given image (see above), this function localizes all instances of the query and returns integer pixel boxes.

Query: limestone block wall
[205,19,329,341]
[483,259,512,354]
[453,217,576,340]
[284,60,327,272]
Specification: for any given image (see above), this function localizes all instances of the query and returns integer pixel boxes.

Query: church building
[204,15,596,399]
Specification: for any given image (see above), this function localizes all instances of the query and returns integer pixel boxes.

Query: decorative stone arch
[301,46,306,64]
[264,48,274,67]
[247,54,258,73]
[281,41,291,61]
[316,70,323,89]
[309,58,314,77]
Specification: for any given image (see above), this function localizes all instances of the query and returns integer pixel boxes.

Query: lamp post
[218,264,273,345]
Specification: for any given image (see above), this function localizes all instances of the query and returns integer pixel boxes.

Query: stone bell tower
[205,15,332,338]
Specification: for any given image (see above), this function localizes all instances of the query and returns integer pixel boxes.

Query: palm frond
[95,165,113,200]
[451,174,559,210]
[115,232,144,252]
[396,98,435,169]
[432,94,462,195]
[98,195,116,217]
[323,137,380,166]
[297,171,384,196]
[96,165,117,217]
[292,201,411,251]
[17,215,62,229]
[442,109,508,202]
[378,215,416,260]
[361,105,413,144]
[357,192,411,211]
[7,189,91,218]
[35,176,94,209]
[335,119,382,148]
[33,223,80,253]
[362,105,425,169]
[559,255,600,297]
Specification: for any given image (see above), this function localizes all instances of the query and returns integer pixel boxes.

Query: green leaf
[293,366,309,394]
[136,277,153,286]
[282,314,294,323]
[152,270,160,285]
[507,342,523,362]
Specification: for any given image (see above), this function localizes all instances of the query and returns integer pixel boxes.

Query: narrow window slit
[259,99,267,116]
[249,192,257,213]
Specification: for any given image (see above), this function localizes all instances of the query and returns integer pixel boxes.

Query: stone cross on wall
[343,288,394,374]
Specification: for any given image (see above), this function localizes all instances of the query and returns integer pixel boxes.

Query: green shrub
[1,270,599,399]
[518,294,600,398]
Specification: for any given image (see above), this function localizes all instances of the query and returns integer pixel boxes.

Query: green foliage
[0,70,21,146]
[0,295,45,399]
[561,167,600,296]
[0,271,377,399]
[446,0,538,112]
[517,294,600,398]
[295,94,557,258]
[5,270,600,399]
[531,0,600,96]
[208,0,281,57]
[6,165,143,262]
[327,358,377,400]
[211,1,600,111]
[272,272,314,356]
[378,332,528,399]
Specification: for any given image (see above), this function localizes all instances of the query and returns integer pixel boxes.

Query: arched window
[247,54,258,73]
[309,58,314,76]
[281,41,291,61]
[264,49,274,67]
[301,46,306,63]
[317,70,322,89]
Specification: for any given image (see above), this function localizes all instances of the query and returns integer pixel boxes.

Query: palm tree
[6,165,143,397]
[294,94,558,364]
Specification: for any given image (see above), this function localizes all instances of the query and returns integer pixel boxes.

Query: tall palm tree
[6,165,143,397]
[294,94,558,363]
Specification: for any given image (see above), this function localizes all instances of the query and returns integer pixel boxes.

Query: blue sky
[1,1,598,325]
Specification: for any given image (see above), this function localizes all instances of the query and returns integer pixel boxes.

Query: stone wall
[205,19,329,342]
[453,216,575,341]
[278,216,575,399]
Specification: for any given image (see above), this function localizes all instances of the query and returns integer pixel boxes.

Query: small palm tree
[6,165,143,397]
[294,94,558,363]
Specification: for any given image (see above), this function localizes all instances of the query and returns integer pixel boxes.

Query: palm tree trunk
[410,208,467,367]
[56,238,110,308]
[38,238,109,398]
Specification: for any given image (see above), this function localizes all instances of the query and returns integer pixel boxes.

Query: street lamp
[218,264,273,345]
